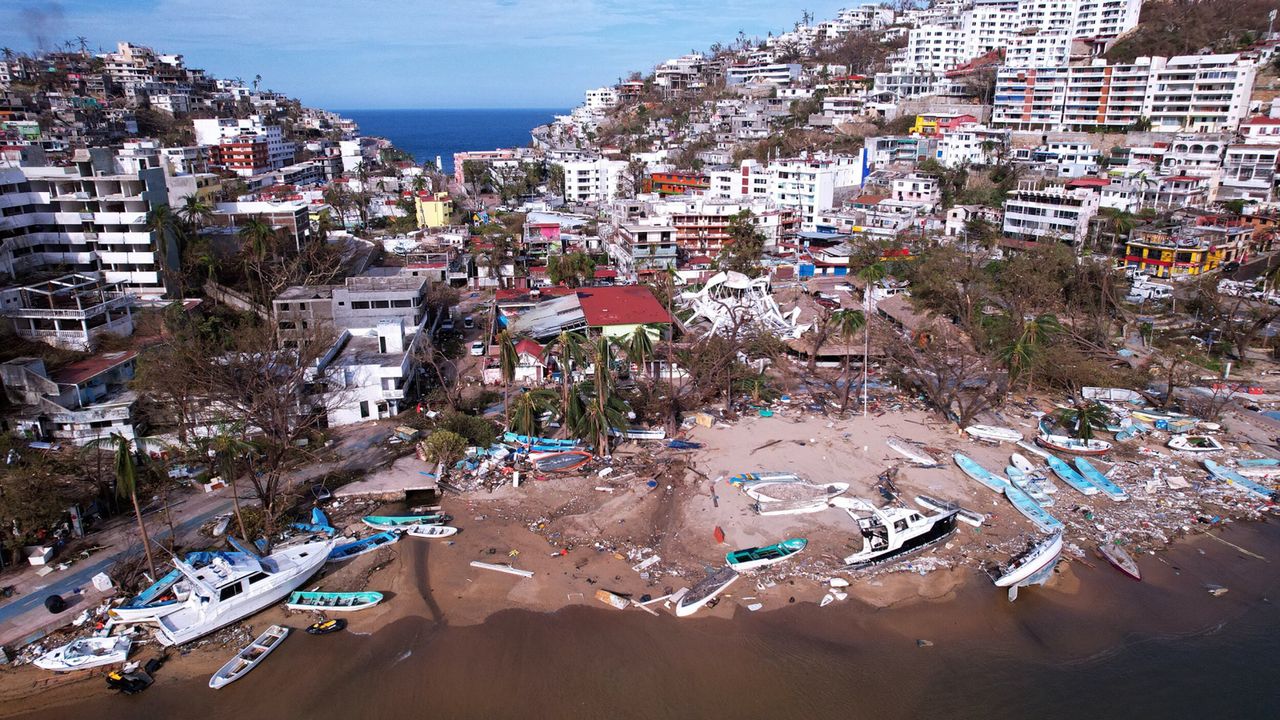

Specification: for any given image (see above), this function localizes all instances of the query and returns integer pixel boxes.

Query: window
[360,401,370,418]
[246,572,269,584]
[219,582,244,601]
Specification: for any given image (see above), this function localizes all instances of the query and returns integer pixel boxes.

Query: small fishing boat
[667,439,703,450]
[327,532,400,563]
[992,531,1063,588]
[209,625,289,689]
[1003,484,1063,533]
[953,453,1010,493]
[1204,459,1280,501]
[1130,409,1198,434]
[1045,455,1099,496]
[744,481,848,503]
[531,450,593,473]
[1009,453,1057,493]
[964,425,1023,443]
[1098,543,1141,581]
[35,636,132,671]
[608,427,666,440]
[306,618,347,635]
[285,590,383,612]
[674,567,740,617]
[362,514,448,530]
[405,524,459,539]
[1082,387,1145,404]
[1035,432,1112,456]
[1072,458,1130,501]
[754,497,831,516]
[1005,466,1053,506]
[1237,458,1280,468]
[502,432,579,448]
[913,495,984,527]
[841,497,959,567]
[725,538,807,571]
[727,471,805,487]
[1168,435,1225,453]
[886,437,941,467]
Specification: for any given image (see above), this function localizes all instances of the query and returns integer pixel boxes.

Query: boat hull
[844,511,959,568]
[675,568,739,617]
[994,533,1063,587]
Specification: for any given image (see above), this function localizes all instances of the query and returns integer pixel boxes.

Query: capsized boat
[362,514,448,530]
[886,437,941,467]
[913,495,984,527]
[727,471,805,487]
[1204,459,1280,501]
[1045,455,1100,496]
[285,590,383,612]
[209,625,289,689]
[1098,543,1141,580]
[754,497,831,516]
[1168,435,1225,453]
[1003,484,1063,533]
[674,566,740,617]
[1072,457,1129,501]
[838,496,959,567]
[953,453,1010,493]
[1035,432,1112,456]
[992,531,1063,588]
[744,481,849,503]
[34,636,132,671]
[327,532,400,563]
[725,538,807,571]
[405,524,459,539]
[126,538,333,647]
[531,450,592,473]
[964,425,1023,443]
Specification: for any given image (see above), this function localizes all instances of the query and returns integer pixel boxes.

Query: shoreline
[0,520,1274,719]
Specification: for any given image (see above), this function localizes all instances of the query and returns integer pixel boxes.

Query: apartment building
[1219,144,1280,202]
[935,123,1009,167]
[0,351,140,446]
[637,196,799,258]
[0,152,174,298]
[725,63,802,86]
[208,137,271,176]
[557,158,627,204]
[617,224,678,275]
[208,200,313,249]
[1147,54,1257,133]
[1123,218,1252,279]
[193,116,294,170]
[274,272,431,344]
[584,87,619,111]
[1002,183,1100,245]
[0,274,133,351]
[311,319,424,426]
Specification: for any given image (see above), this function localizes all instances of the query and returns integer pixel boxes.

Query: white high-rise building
[192,115,294,170]
[557,158,628,204]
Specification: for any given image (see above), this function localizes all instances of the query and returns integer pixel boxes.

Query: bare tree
[887,321,1008,427]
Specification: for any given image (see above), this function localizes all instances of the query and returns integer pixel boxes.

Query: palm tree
[147,203,183,248]
[570,336,622,454]
[509,389,558,438]
[323,185,352,228]
[238,216,277,301]
[832,309,867,413]
[998,313,1061,389]
[544,330,586,420]
[86,434,158,577]
[497,330,519,429]
[1056,402,1111,442]
[177,194,214,231]
[624,324,657,380]
[203,426,255,541]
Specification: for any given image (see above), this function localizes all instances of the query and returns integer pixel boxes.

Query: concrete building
[414,191,454,228]
[1219,144,1280,202]
[208,200,313,250]
[273,273,430,343]
[616,224,678,276]
[557,158,627,204]
[584,87,619,111]
[1002,183,1100,245]
[0,274,134,351]
[311,319,423,426]
[0,351,139,446]
[725,63,802,86]
[192,116,294,170]
[1146,54,1257,133]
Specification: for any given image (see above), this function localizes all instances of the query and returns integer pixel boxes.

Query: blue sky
[3,0,853,110]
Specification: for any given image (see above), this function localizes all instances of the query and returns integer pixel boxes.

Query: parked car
[463,316,475,329]
[440,319,455,332]
[470,341,486,356]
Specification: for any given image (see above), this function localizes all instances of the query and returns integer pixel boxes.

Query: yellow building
[414,191,453,229]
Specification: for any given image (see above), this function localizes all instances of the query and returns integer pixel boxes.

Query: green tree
[1055,402,1111,442]
[508,389,557,438]
[422,430,468,467]
[497,329,519,429]
[624,324,658,379]
[463,160,489,195]
[997,313,1061,389]
[547,252,597,287]
[176,194,214,230]
[717,210,766,277]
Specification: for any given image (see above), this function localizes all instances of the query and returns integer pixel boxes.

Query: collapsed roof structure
[681,271,806,339]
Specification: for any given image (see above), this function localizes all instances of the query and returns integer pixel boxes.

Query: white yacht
[836,497,959,568]
[119,537,333,647]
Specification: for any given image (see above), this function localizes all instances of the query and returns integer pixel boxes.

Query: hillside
[1107,0,1280,63]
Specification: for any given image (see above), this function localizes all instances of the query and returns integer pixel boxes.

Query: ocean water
[333,108,567,172]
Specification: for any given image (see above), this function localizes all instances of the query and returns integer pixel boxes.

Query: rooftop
[49,350,137,386]
[576,285,671,327]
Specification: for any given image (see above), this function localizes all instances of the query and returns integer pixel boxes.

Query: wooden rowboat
[209,625,289,689]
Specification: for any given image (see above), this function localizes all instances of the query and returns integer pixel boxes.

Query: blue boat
[667,439,704,450]
[502,432,579,448]
[1237,458,1280,468]
[953,453,1010,493]
[327,531,400,563]
[1073,458,1130,501]
[1045,455,1099,496]
[291,522,336,535]
[1002,484,1063,533]
[1204,460,1280,501]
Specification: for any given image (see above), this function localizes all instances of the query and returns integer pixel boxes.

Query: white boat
[1082,387,1145,404]
[1167,435,1224,453]
[744,481,848,503]
[209,625,290,689]
[885,437,941,467]
[1035,432,1112,456]
[755,497,832,516]
[913,495,985,527]
[34,636,132,671]
[992,532,1063,588]
[964,425,1023,443]
[728,471,806,487]
[675,567,740,617]
[121,538,333,647]
[1010,453,1058,493]
[405,524,459,539]
[840,497,959,567]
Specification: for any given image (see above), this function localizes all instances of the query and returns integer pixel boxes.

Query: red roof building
[575,285,672,328]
